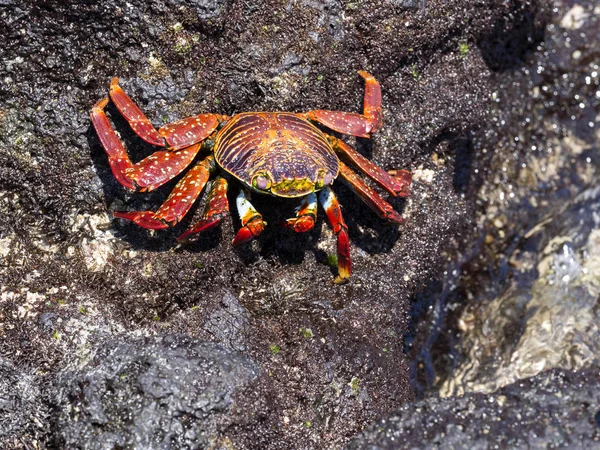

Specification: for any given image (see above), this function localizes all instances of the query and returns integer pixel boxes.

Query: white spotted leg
[91,78,227,193]
[114,155,216,230]
[177,176,230,242]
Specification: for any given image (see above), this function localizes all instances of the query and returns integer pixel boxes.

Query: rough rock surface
[405,0,600,398]
[55,335,259,449]
[347,368,600,449]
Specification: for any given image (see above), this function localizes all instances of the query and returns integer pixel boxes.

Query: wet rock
[405,0,600,397]
[55,335,260,449]
[347,368,600,449]
[442,185,600,396]
[167,0,228,20]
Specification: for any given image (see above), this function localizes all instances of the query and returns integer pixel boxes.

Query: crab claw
[284,216,315,233]
[233,217,267,245]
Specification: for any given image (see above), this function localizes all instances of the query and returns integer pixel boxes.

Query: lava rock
[54,335,260,449]
[348,368,600,449]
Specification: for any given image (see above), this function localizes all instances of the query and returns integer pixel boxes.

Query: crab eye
[252,173,271,190]
[316,170,334,189]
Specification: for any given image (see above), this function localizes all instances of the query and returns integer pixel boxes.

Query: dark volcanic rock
[348,368,600,449]
[0,358,48,444]
[55,335,260,449]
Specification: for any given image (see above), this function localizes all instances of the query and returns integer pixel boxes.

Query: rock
[348,368,600,449]
[0,358,48,444]
[441,185,600,397]
[55,335,260,449]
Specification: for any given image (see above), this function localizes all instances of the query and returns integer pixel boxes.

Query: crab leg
[338,162,405,224]
[127,143,202,192]
[327,135,411,197]
[301,71,382,138]
[232,190,267,245]
[91,97,136,190]
[177,176,229,242]
[284,193,318,232]
[319,187,351,283]
[91,95,210,192]
[114,155,216,230]
[109,78,225,150]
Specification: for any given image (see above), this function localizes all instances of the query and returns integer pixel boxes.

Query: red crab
[91,71,411,283]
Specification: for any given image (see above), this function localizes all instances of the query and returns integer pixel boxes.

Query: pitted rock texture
[55,335,260,449]
[348,368,600,449]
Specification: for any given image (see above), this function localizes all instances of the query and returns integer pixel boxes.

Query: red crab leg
[90,97,136,190]
[328,135,410,197]
[284,193,317,232]
[91,97,208,192]
[338,162,405,224]
[109,78,166,147]
[177,176,229,242]
[301,71,382,137]
[154,155,216,224]
[126,143,202,192]
[110,77,226,150]
[114,154,216,230]
[158,114,227,151]
[232,191,267,245]
[319,187,351,283]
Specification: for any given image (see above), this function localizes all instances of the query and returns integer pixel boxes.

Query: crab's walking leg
[177,176,229,242]
[91,96,208,192]
[301,71,382,138]
[109,78,226,150]
[127,143,203,191]
[114,155,217,230]
[319,187,351,283]
[284,193,318,233]
[232,191,267,245]
[108,78,166,147]
[328,135,411,197]
[91,98,136,190]
[338,162,405,224]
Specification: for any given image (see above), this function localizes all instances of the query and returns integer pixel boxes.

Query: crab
[91,71,411,283]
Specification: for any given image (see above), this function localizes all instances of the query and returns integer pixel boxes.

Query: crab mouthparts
[269,178,320,197]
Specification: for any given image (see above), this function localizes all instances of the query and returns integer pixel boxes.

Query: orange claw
[285,215,315,233]
[284,193,317,233]
[232,190,266,245]
[233,217,266,245]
